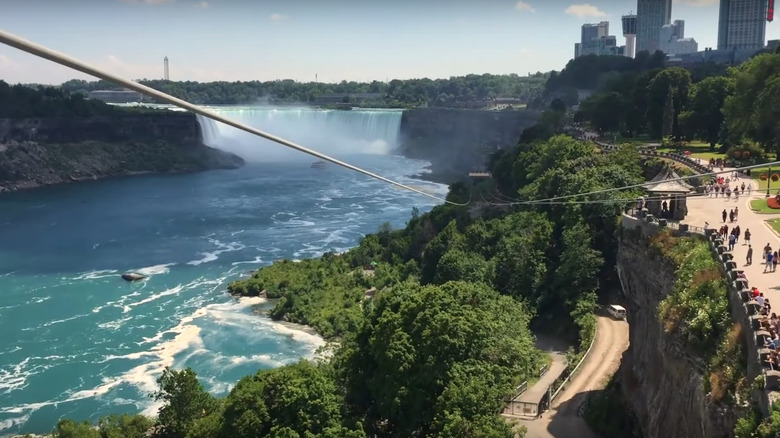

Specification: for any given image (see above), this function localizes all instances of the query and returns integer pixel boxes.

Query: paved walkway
[684,175,780,306]
[510,316,629,438]
[514,344,567,407]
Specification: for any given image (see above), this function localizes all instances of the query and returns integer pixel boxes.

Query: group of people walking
[706,177,750,198]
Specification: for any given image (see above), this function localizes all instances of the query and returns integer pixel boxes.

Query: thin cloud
[194,1,208,7]
[515,1,535,13]
[564,3,608,18]
[269,13,286,21]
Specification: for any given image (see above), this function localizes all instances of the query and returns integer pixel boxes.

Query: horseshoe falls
[0,106,445,436]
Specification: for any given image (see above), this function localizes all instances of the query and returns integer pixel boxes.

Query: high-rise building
[622,14,638,58]
[576,21,617,58]
[164,56,169,81]
[581,21,609,43]
[636,0,673,53]
[717,0,769,50]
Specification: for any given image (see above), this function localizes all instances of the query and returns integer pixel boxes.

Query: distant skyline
[0,0,778,85]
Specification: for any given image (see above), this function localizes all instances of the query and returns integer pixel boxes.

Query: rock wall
[617,217,735,438]
[0,112,243,193]
[397,108,539,183]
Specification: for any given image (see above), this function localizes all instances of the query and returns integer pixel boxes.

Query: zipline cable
[0,29,467,206]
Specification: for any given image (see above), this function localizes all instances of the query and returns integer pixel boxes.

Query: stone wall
[619,214,780,438]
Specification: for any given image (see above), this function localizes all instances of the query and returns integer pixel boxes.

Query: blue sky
[0,0,778,84]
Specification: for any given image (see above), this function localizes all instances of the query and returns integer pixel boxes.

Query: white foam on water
[70,269,118,281]
[122,285,185,313]
[187,239,246,266]
[230,256,263,266]
[134,264,175,276]
[98,316,134,331]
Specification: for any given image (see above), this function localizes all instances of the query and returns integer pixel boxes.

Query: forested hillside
[49,116,647,437]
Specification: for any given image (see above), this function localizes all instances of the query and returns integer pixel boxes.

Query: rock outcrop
[0,112,244,192]
[397,108,539,183]
[617,223,737,438]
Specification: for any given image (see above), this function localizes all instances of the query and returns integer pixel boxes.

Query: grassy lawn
[767,218,780,234]
[749,167,780,190]
[656,142,725,160]
[750,199,780,214]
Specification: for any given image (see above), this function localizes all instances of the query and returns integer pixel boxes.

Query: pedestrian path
[684,177,780,307]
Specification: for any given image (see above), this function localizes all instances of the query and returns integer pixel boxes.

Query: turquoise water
[0,108,445,435]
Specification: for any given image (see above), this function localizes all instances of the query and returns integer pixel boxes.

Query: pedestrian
[774,251,778,272]
[748,245,754,265]
[735,225,741,243]
[745,229,751,245]
[723,209,727,223]
[729,233,736,251]
[730,210,735,223]
[766,251,774,273]
[735,207,739,221]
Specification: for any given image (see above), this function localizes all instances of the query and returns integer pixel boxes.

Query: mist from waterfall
[197,107,404,163]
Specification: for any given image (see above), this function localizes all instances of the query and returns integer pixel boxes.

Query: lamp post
[767,167,772,198]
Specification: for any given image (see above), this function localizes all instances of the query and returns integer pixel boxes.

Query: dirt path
[513,315,629,438]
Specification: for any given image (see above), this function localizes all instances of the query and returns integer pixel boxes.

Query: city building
[575,21,620,57]
[622,14,638,58]
[660,20,699,54]
[718,0,769,50]
[636,0,673,53]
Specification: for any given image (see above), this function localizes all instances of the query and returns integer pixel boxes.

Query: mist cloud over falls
[197,107,403,163]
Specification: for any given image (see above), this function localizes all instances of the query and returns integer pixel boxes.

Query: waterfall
[195,107,403,162]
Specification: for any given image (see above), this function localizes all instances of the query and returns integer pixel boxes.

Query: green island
[24,45,780,438]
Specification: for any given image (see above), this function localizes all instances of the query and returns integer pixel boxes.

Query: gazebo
[644,168,693,220]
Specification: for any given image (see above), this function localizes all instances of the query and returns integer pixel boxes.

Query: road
[513,315,630,438]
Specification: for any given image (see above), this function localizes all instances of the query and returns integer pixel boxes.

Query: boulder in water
[122,272,147,282]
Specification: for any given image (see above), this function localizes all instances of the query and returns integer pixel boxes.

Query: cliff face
[0,112,243,192]
[398,108,539,183]
[617,224,736,438]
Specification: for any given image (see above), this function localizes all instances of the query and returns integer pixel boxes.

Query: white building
[659,20,699,54]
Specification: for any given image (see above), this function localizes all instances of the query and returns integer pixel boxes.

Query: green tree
[52,419,100,438]
[685,76,734,148]
[646,67,691,138]
[339,281,540,438]
[662,85,675,139]
[220,361,365,438]
[151,367,219,438]
[723,52,780,152]
[98,414,155,438]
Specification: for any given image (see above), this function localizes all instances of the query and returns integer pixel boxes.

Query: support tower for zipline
[164,56,169,81]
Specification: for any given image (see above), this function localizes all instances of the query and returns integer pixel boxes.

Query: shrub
[742,151,751,159]
[732,150,742,158]
[767,198,780,209]
[761,173,769,181]
[771,173,779,182]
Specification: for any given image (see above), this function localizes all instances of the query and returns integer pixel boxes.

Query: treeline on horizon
[554,46,780,155]
[50,73,548,108]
